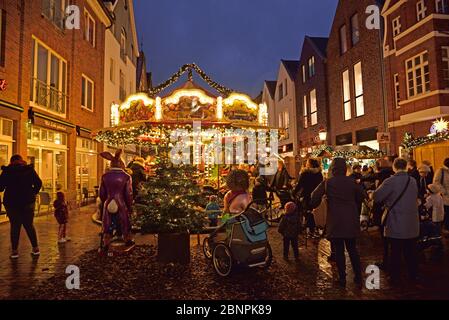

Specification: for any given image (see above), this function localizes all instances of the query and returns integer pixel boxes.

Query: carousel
[93,63,278,189]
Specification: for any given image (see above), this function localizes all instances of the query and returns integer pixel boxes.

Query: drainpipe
[378,17,390,156]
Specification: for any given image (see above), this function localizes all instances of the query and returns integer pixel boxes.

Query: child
[205,195,221,227]
[53,191,70,243]
[424,184,445,233]
[252,177,268,209]
[278,202,300,260]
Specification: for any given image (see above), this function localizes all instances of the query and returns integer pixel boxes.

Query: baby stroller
[360,198,375,231]
[202,201,273,277]
[418,218,444,259]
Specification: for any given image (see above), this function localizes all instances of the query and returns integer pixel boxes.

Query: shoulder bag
[381,177,411,226]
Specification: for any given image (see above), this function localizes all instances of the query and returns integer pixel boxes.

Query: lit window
[392,17,401,37]
[340,25,348,54]
[354,62,364,117]
[406,52,430,97]
[303,95,308,129]
[436,0,449,13]
[416,0,427,21]
[84,10,96,47]
[310,89,318,125]
[394,74,401,108]
[308,56,315,77]
[81,75,94,111]
[342,70,351,120]
[351,14,360,46]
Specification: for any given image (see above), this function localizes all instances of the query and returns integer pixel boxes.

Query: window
[278,113,283,128]
[84,10,96,47]
[284,79,288,96]
[392,17,401,37]
[436,0,449,13]
[302,65,306,83]
[1,118,13,137]
[310,89,317,125]
[416,0,427,21]
[406,52,430,97]
[119,70,126,101]
[354,62,365,117]
[278,83,284,101]
[351,14,360,46]
[42,0,65,30]
[303,95,308,129]
[443,47,449,88]
[394,74,401,107]
[0,10,5,67]
[283,111,290,131]
[110,58,115,83]
[120,29,127,62]
[340,25,348,54]
[30,38,67,115]
[342,70,351,120]
[308,56,315,77]
[81,75,94,111]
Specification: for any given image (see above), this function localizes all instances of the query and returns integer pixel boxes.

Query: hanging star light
[431,118,449,134]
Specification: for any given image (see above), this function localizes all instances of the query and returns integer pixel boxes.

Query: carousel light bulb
[155,97,162,120]
[216,96,223,120]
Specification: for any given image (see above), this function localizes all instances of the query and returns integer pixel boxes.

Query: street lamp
[318,128,327,143]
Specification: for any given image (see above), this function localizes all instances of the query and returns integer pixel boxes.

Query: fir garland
[311,144,384,159]
[401,131,449,150]
[148,63,234,96]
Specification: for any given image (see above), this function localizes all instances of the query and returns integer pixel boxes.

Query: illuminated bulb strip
[223,93,258,110]
[216,96,223,120]
[258,102,268,125]
[155,97,162,120]
[120,93,155,110]
[163,89,215,105]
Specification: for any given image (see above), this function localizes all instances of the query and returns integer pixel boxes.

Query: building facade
[262,80,276,129]
[296,36,329,158]
[102,0,140,164]
[327,0,387,152]
[382,0,449,154]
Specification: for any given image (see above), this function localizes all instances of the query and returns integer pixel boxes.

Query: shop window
[406,51,430,97]
[81,75,94,111]
[342,69,351,120]
[354,62,365,117]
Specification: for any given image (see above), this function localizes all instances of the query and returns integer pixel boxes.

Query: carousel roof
[163,80,218,99]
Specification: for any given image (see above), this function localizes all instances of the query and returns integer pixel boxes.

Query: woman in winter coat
[433,157,449,232]
[293,158,323,236]
[310,157,364,287]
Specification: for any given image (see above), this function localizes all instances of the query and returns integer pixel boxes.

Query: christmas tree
[134,147,207,234]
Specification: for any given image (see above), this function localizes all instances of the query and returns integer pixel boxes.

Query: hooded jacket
[0,164,42,207]
[433,166,449,206]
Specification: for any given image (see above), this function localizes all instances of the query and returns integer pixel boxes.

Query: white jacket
[433,166,449,206]
[425,193,445,223]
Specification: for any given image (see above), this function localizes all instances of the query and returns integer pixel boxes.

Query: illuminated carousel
[94,63,277,188]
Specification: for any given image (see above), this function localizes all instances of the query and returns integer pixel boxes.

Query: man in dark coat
[310,158,364,287]
[0,155,42,259]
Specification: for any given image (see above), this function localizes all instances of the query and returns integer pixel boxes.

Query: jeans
[283,237,299,258]
[305,211,316,233]
[388,238,418,283]
[6,203,39,251]
[331,238,362,281]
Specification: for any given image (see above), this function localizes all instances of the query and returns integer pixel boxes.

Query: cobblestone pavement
[1,208,449,300]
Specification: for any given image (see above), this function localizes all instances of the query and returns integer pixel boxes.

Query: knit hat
[284,202,297,214]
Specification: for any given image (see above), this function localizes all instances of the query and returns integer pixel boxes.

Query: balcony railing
[41,1,65,30]
[31,78,67,115]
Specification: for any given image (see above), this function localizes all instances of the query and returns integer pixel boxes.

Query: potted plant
[134,154,206,264]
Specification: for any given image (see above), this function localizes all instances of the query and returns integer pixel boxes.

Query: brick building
[296,36,329,157]
[0,0,114,204]
[327,0,387,153]
[382,0,449,155]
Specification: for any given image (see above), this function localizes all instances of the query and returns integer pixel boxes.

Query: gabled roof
[264,80,277,99]
[306,36,329,58]
[253,92,263,104]
[281,60,300,81]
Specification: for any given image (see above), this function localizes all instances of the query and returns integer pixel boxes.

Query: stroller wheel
[263,244,273,270]
[212,244,233,277]
[202,236,213,260]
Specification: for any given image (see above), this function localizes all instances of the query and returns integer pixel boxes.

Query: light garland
[120,93,154,110]
[311,144,384,159]
[402,131,449,150]
[223,93,258,110]
[163,89,215,105]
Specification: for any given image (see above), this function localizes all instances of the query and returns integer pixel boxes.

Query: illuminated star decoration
[431,118,449,134]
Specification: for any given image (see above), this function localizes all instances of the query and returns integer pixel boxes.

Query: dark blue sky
[134,0,338,97]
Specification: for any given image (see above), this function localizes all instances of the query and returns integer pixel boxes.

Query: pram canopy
[238,207,269,243]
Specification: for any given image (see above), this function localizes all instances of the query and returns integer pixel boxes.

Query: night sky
[134,0,338,97]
